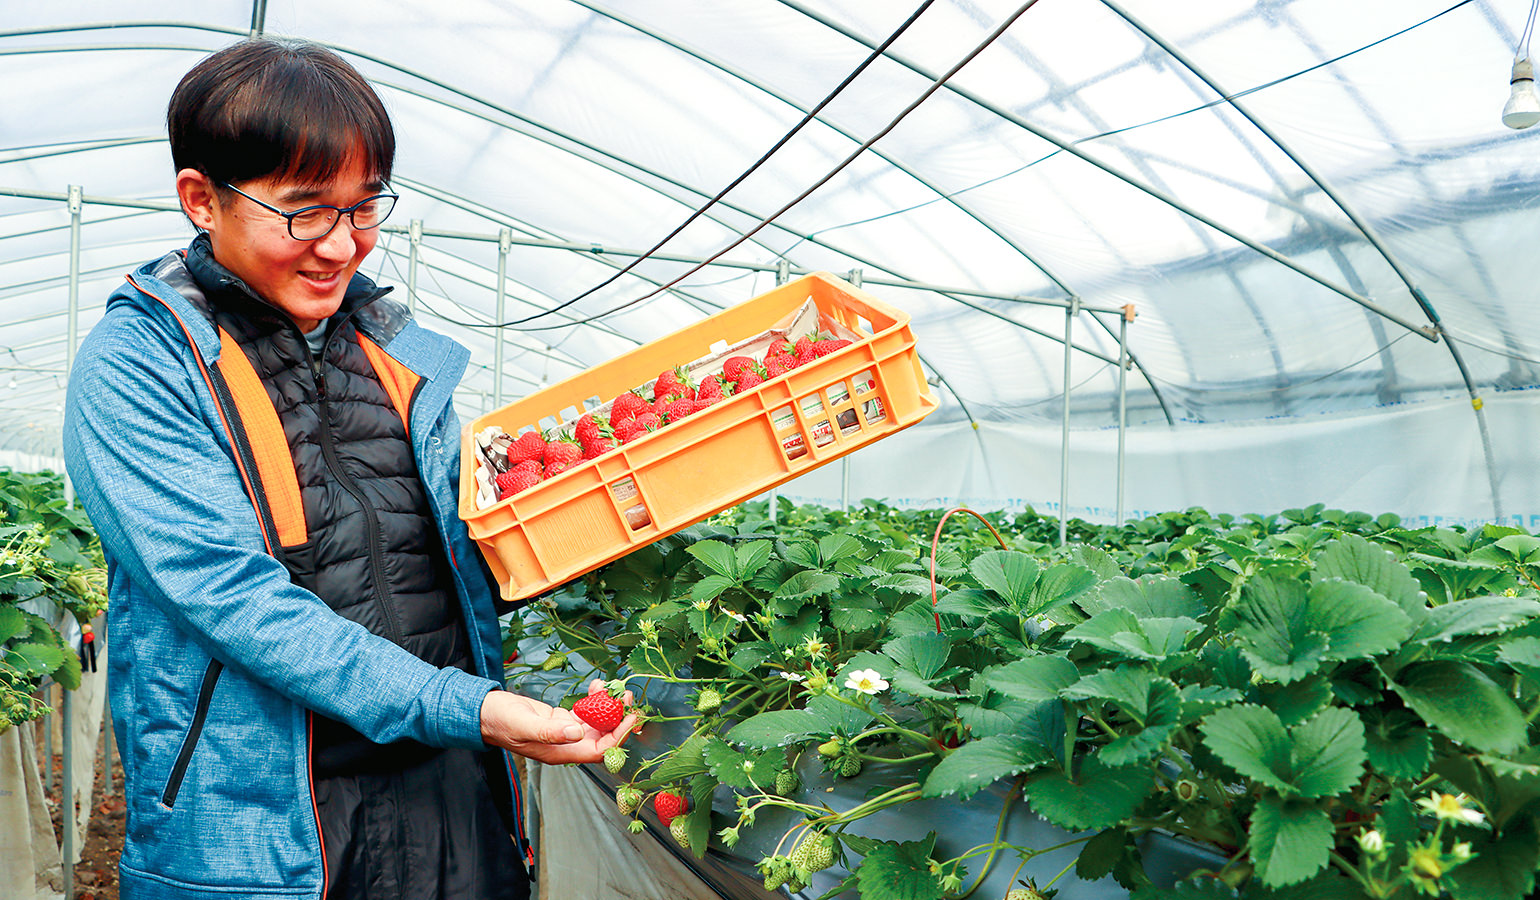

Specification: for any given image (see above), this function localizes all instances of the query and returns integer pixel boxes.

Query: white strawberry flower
[844,668,889,695]
[778,671,805,682]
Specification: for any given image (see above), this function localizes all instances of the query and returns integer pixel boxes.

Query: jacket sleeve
[63,308,497,750]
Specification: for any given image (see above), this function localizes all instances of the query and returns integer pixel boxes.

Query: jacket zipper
[161,659,224,807]
[307,319,406,647]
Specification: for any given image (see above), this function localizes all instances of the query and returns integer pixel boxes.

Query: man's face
[201,156,385,331]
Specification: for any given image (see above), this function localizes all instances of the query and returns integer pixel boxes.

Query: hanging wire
[504,0,938,327]
[509,0,1045,334]
[1521,0,1539,58]
[780,0,1481,252]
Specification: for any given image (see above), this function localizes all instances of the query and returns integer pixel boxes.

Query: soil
[41,733,125,900]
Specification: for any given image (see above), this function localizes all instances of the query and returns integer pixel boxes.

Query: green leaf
[955,697,1053,740]
[984,656,1079,702]
[1412,595,1540,643]
[769,604,820,646]
[830,592,887,632]
[1257,676,1332,726]
[1083,575,1204,619]
[1030,563,1098,612]
[969,550,1040,610]
[1390,661,1528,754]
[0,605,27,644]
[687,574,735,603]
[1076,827,1129,882]
[1064,608,1144,653]
[1062,664,1158,713]
[1198,705,1365,798]
[5,640,65,677]
[871,573,934,596]
[804,694,875,736]
[51,645,82,690]
[1289,706,1368,799]
[1250,794,1333,887]
[920,735,1053,799]
[1179,684,1244,723]
[1497,636,1540,674]
[1115,616,1201,659]
[1025,756,1157,830]
[734,540,772,579]
[1233,575,1412,683]
[774,570,840,600]
[1314,533,1427,623]
[1099,680,1181,767]
[726,709,824,749]
[1071,545,1124,581]
[888,669,956,701]
[782,540,820,569]
[702,737,770,791]
[818,533,865,566]
[884,632,950,680]
[932,588,998,619]
[1493,533,1540,563]
[854,837,946,900]
[685,539,736,578]
[652,735,709,783]
[729,641,775,672]
[1361,708,1432,781]
[1446,815,1539,900]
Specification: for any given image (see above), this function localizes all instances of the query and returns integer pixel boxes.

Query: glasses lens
[289,208,340,240]
[350,195,396,230]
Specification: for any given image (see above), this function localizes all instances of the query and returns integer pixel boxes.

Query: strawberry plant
[0,469,108,730]
[508,501,1540,900]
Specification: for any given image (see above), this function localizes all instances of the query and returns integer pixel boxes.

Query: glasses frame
[217,181,399,241]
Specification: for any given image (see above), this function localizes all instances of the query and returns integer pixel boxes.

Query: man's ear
[175,168,218,232]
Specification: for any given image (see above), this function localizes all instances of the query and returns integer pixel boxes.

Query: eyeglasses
[218,181,398,241]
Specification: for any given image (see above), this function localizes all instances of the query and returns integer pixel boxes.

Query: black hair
[167,38,394,188]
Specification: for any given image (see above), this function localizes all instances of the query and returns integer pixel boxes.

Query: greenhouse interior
[4,2,1540,899]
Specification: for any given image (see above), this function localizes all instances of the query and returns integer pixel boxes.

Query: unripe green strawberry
[603,746,628,773]
[817,738,842,758]
[839,754,863,777]
[791,834,835,873]
[763,869,787,892]
[785,878,807,894]
[694,688,722,712]
[775,770,799,796]
[616,786,643,816]
[670,817,691,849]
[540,651,568,671]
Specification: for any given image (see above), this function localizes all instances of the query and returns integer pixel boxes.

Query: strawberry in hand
[571,681,628,732]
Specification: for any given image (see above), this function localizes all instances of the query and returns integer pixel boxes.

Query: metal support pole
[775,258,790,287]
[841,458,850,512]
[494,229,511,410]
[43,686,55,795]
[407,219,423,314]
[1116,307,1131,526]
[61,686,74,899]
[66,185,83,505]
[1059,298,1079,546]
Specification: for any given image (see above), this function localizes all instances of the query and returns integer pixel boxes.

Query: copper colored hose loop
[930,507,1011,634]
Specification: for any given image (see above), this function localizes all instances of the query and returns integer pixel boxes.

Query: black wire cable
[503,0,938,327]
[509,0,1044,334]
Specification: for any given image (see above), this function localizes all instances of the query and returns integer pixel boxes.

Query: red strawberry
[582,436,616,459]
[495,465,541,500]
[732,369,765,393]
[545,460,574,476]
[660,398,697,424]
[722,356,757,381]
[573,413,608,448]
[653,791,689,827]
[610,391,649,422]
[544,436,583,469]
[633,411,661,432]
[793,336,816,365]
[613,418,645,443]
[763,352,794,377]
[695,375,725,402]
[812,338,852,358]
[653,366,694,401]
[766,337,795,358]
[506,430,548,467]
[572,691,626,732]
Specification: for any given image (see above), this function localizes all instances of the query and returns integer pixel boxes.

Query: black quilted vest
[184,236,474,776]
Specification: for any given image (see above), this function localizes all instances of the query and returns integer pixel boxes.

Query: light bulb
[1502,57,1540,129]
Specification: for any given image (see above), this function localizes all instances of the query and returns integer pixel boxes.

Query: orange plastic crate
[458,271,939,601]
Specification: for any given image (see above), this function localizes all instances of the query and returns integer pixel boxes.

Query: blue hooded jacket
[63,249,518,900]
